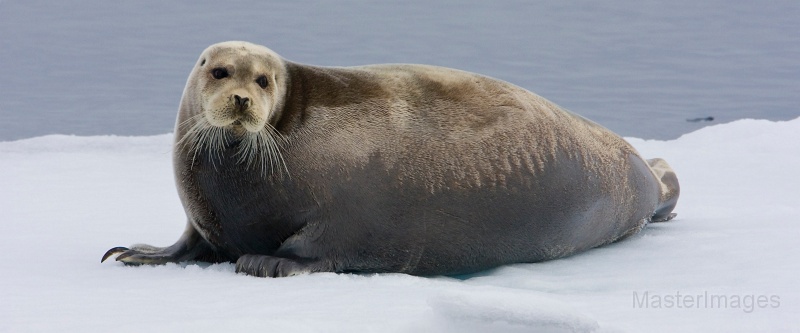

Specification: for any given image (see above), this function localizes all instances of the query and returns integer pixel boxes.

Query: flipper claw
[101,247,129,263]
[651,213,677,223]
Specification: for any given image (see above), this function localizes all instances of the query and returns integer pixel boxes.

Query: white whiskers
[176,114,289,178]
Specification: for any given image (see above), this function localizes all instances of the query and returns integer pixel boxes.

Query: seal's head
[177,41,289,173]
[192,41,287,133]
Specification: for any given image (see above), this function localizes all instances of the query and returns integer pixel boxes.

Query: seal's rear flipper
[647,158,680,223]
[652,212,677,223]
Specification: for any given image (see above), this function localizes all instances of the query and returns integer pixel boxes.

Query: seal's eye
[211,68,228,80]
[256,75,269,89]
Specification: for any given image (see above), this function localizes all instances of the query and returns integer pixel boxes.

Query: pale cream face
[192,41,286,133]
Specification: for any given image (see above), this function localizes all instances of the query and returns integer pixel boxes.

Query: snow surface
[1,118,798,332]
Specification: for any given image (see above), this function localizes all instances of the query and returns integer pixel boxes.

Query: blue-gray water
[1,0,798,141]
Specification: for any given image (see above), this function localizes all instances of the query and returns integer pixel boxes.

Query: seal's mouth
[227,119,267,138]
[231,115,267,134]
[226,120,248,138]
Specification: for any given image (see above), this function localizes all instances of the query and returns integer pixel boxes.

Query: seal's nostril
[233,95,250,108]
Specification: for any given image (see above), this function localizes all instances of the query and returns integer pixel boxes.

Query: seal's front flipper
[235,254,332,278]
[101,224,222,265]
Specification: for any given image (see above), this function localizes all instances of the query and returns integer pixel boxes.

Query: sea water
[1,0,798,141]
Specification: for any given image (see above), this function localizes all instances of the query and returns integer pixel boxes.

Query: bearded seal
[102,41,680,277]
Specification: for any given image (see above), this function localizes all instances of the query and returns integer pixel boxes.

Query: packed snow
[1,117,797,332]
